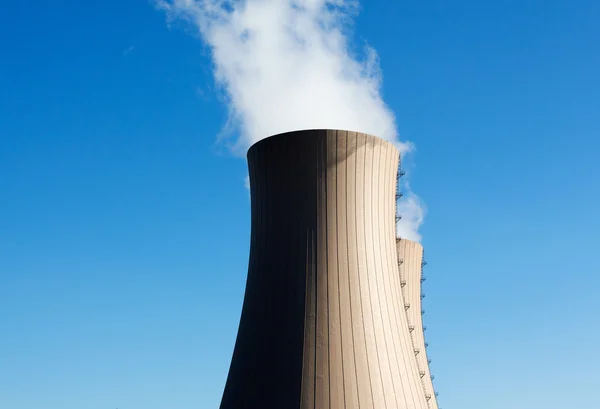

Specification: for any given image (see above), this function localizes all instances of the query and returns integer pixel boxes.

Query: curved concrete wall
[396,239,439,409]
[220,130,430,409]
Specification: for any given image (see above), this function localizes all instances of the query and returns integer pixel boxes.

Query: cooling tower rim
[247,128,397,159]
[396,237,424,249]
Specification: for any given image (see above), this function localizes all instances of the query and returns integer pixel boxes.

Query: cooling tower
[220,129,433,409]
[396,239,439,409]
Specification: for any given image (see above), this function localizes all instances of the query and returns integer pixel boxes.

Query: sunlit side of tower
[396,239,439,409]
[220,129,435,409]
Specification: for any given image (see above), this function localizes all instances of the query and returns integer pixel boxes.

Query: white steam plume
[156,0,425,240]
[397,186,426,242]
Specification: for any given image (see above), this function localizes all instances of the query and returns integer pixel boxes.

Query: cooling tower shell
[220,129,429,409]
[396,239,439,409]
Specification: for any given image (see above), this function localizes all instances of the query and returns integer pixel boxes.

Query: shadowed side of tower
[220,129,429,409]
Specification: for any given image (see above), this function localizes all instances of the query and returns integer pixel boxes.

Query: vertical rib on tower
[220,129,429,409]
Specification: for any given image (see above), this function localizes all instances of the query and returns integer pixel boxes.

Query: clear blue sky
[1,1,599,408]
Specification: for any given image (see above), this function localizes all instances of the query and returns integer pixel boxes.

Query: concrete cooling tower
[220,129,439,409]
[396,239,439,409]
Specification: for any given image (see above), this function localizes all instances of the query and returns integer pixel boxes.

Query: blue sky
[1,1,599,408]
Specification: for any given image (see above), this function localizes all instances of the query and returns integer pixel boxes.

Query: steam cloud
[156,0,425,241]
